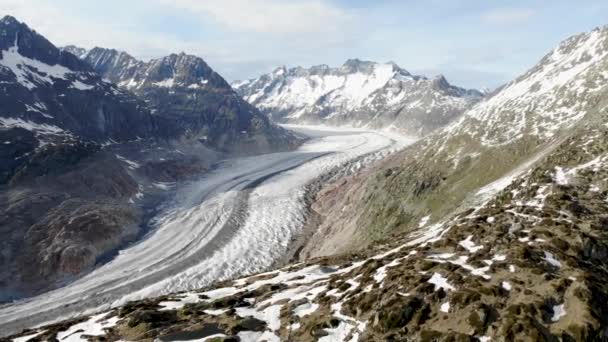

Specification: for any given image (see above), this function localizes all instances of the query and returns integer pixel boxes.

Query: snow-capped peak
[233,60,482,136]
[444,24,608,146]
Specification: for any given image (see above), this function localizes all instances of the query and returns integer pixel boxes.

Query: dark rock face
[0,16,157,144]
[0,127,37,183]
[77,47,299,153]
[0,14,301,302]
[12,118,608,341]
[0,16,155,300]
[0,150,142,300]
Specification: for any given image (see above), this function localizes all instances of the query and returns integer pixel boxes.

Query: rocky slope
[0,15,165,301]
[0,16,298,303]
[0,16,157,146]
[233,60,483,136]
[4,24,608,342]
[296,24,608,258]
[5,114,608,341]
[66,46,298,154]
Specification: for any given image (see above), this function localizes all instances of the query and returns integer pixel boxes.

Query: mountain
[7,24,608,342]
[233,59,483,136]
[71,46,298,154]
[0,17,157,146]
[0,16,299,303]
[292,25,608,259]
[7,117,608,340]
[60,45,88,59]
[0,15,162,301]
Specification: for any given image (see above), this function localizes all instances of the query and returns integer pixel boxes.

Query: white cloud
[161,0,356,34]
[0,0,234,62]
[481,8,535,25]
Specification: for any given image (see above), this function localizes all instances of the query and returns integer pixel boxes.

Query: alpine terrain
[2,8,608,342]
[233,60,483,136]
[62,46,297,154]
[0,16,300,304]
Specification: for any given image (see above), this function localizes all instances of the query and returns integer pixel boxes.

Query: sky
[2,0,607,89]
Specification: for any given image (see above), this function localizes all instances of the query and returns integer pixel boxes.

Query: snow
[553,156,607,185]
[70,80,95,90]
[0,33,73,90]
[501,281,512,291]
[371,258,403,287]
[293,302,319,317]
[554,167,570,185]
[239,61,475,130]
[428,272,455,291]
[236,304,282,331]
[544,251,562,268]
[447,256,491,280]
[318,302,366,342]
[152,78,175,87]
[158,292,201,311]
[418,215,430,227]
[492,254,507,261]
[440,302,450,313]
[318,321,355,342]
[0,126,415,335]
[552,304,566,322]
[237,331,264,342]
[56,313,119,341]
[0,117,65,135]
[199,334,227,341]
[458,235,484,253]
[24,103,52,118]
[11,331,43,342]
[428,253,455,260]
[204,309,228,316]
[450,26,608,146]
[152,182,174,190]
[115,154,140,170]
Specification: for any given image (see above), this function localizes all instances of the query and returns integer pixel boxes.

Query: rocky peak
[0,16,88,72]
[61,45,88,59]
[0,15,18,24]
[271,65,287,77]
[234,59,483,135]
[146,52,230,89]
[340,58,378,74]
[430,74,450,89]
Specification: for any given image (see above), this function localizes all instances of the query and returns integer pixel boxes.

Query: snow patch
[428,272,455,291]
[552,304,566,322]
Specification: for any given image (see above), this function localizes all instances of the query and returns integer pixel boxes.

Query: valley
[1,7,608,341]
[0,125,414,335]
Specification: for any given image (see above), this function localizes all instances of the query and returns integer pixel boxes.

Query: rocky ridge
[4,24,608,342]
[67,46,298,154]
[233,60,483,136]
[0,15,299,303]
[5,115,608,340]
[299,24,608,256]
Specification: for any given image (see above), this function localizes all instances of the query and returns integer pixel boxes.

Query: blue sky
[3,0,608,89]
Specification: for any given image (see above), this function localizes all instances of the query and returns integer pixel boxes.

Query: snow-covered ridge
[233,59,483,136]
[78,47,220,91]
[444,25,608,146]
[0,33,96,91]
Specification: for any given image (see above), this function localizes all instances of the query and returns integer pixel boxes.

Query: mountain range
[62,45,296,154]
[233,60,484,136]
[0,15,299,303]
[2,14,608,342]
